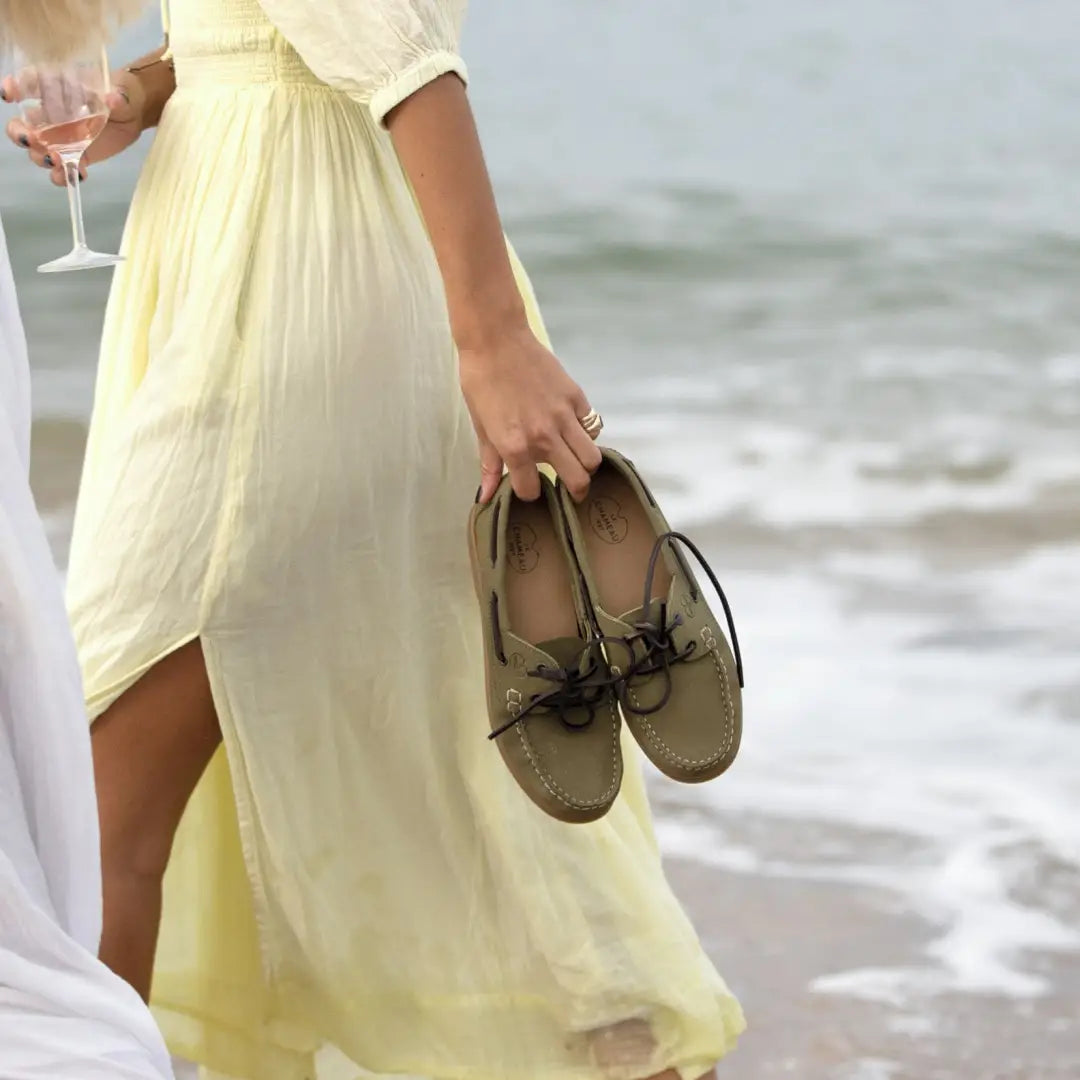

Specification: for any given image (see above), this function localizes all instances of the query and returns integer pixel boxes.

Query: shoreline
[660,805,1080,1080]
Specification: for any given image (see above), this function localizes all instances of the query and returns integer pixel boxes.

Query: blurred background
[3,2,1079,1077]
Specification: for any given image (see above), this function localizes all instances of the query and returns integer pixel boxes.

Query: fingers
[461,354,600,504]
[39,71,83,127]
[0,72,33,104]
[549,403,603,503]
[105,88,130,115]
[477,437,504,506]
[564,412,603,467]
[5,117,31,151]
[506,459,542,502]
[569,384,591,422]
[469,407,540,504]
[487,406,602,503]
[51,160,85,187]
[39,152,84,186]
[35,152,83,187]
[6,116,86,183]
[497,429,542,502]
[559,433,601,502]
[105,74,142,123]
[546,435,593,503]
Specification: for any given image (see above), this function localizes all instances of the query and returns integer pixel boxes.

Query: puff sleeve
[256,0,468,126]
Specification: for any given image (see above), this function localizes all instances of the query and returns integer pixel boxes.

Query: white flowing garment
[0,215,173,1080]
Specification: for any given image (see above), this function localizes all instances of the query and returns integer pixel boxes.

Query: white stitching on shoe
[627,627,737,770]
[514,696,621,810]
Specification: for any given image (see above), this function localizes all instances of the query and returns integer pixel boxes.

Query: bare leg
[91,643,726,1080]
[92,640,221,1001]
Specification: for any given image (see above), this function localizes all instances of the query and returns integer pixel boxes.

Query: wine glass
[10,44,121,273]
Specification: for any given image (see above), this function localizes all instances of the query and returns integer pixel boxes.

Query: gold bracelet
[127,36,175,75]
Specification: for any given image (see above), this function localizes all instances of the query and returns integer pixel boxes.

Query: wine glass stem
[60,153,89,252]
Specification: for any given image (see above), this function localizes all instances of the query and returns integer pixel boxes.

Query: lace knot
[489,647,618,739]
[604,531,745,718]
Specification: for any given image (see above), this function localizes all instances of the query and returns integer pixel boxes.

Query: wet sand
[662,809,1080,1080]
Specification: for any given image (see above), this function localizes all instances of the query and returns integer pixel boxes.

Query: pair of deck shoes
[469,448,744,824]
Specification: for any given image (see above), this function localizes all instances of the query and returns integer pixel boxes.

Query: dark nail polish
[44,154,53,168]
[0,88,7,103]
[18,135,28,148]
[474,485,483,504]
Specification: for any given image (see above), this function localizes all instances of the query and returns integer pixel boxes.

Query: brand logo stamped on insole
[589,496,629,545]
[508,523,540,573]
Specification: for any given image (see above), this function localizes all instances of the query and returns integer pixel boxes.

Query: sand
[663,814,1080,1080]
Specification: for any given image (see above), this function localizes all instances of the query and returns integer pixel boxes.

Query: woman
[0,232,173,1080]
[11,2,745,1078]
[0,4,173,1077]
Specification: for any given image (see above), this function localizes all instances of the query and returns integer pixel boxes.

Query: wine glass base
[38,248,124,274]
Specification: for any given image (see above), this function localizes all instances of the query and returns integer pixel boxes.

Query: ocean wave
[654,562,1080,1005]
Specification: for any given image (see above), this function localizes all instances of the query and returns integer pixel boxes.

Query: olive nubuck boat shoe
[556,448,745,784]
[469,474,623,824]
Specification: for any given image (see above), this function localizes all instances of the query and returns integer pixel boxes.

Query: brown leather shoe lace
[488,640,621,740]
[601,531,745,717]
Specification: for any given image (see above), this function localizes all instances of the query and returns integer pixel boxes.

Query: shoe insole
[576,467,672,618]
[505,496,579,646]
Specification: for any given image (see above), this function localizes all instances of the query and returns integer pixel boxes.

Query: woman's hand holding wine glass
[1,41,123,273]
[5,74,146,188]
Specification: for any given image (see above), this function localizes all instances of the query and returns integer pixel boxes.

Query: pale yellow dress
[65,1,745,1077]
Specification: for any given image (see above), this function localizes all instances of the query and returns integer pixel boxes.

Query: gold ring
[579,408,604,439]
